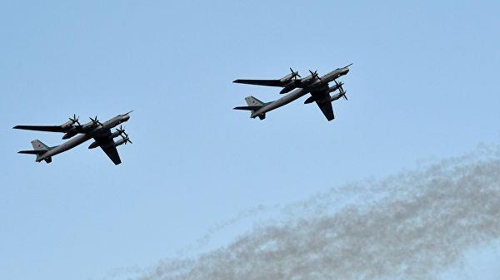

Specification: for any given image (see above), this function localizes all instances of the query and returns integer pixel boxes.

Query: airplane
[13,111,133,165]
[233,64,351,121]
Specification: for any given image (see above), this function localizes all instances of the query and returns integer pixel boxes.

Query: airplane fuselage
[251,87,308,118]
[251,67,349,118]
[37,133,93,162]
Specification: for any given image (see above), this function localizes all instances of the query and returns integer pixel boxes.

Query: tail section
[244,96,265,107]
[233,96,267,120]
[31,139,49,150]
[18,139,54,163]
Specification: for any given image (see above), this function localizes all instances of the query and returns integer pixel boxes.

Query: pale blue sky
[1,1,500,280]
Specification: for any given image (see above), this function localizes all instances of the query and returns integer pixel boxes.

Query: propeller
[289,68,301,81]
[69,114,80,125]
[309,70,321,81]
[121,134,133,145]
[89,116,102,126]
[116,125,128,138]
[335,80,348,101]
[338,90,348,101]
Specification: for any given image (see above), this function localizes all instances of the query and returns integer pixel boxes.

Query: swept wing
[233,79,287,87]
[315,100,335,121]
[13,125,70,133]
[100,144,121,165]
[233,68,301,87]
[92,132,122,165]
[310,89,335,121]
[13,114,84,133]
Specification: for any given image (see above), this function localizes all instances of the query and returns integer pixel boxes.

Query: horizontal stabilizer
[17,139,56,163]
[233,106,262,111]
[18,150,46,155]
[234,96,267,120]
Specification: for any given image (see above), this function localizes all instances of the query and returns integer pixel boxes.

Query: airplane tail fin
[18,139,55,163]
[30,139,50,150]
[244,96,265,107]
[233,96,267,120]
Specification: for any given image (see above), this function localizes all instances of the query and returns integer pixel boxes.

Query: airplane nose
[123,115,130,121]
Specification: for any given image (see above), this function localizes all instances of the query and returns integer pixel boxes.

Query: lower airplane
[14,111,132,165]
[233,64,350,121]
[236,87,347,120]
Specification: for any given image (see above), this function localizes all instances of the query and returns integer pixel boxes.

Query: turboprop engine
[304,82,345,104]
[88,128,129,149]
[62,129,78,140]
[61,114,81,139]
[113,136,132,147]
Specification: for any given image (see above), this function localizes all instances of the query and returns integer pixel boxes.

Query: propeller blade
[341,90,348,101]
[116,125,128,137]
[90,116,102,126]
[121,135,132,144]
[335,80,345,91]
[333,79,347,100]
[69,114,80,125]
[309,70,321,80]
[289,68,301,80]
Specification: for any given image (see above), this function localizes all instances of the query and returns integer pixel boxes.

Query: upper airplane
[13,111,133,165]
[233,64,351,121]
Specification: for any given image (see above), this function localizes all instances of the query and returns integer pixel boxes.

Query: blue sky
[1,1,500,279]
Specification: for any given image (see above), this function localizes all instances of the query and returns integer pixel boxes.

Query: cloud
[137,144,500,280]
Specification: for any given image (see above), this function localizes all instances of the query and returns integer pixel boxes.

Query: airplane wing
[100,144,121,165]
[310,90,335,121]
[315,100,335,121]
[13,125,69,133]
[233,79,286,87]
[93,133,122,165]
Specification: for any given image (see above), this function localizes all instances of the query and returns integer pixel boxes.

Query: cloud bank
[138,145,500,280]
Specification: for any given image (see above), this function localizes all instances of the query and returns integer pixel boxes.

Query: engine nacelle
[326,83,342,94]
[330,91,347,102]
[62,129,78,140]
[114,138,127,147]
[61,120,74,129]
[280,83,297,94]
[88,141,99,149]
[81,123,96,132]
[304,96,316,104]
